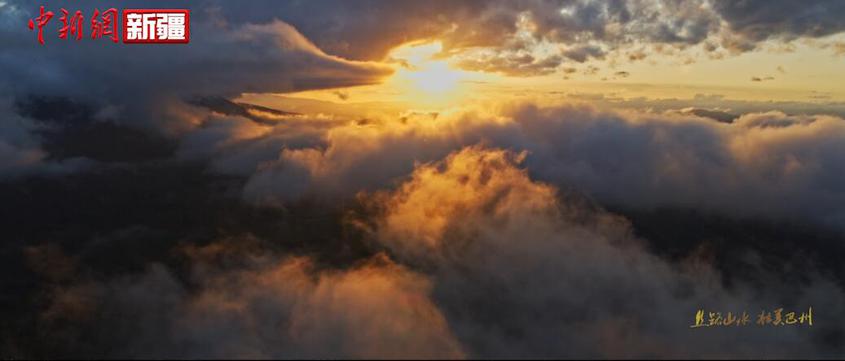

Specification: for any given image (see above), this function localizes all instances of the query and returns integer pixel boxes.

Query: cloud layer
[216,102,845,227]
[30,145,845,358]
[2,1,845,358]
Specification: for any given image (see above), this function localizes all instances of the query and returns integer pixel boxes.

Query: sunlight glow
[388,41,467,105]
[403,61,462,94]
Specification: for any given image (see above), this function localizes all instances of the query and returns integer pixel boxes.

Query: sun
[388,41,467,105]
[404,61,462,94]
[274,40,497,108]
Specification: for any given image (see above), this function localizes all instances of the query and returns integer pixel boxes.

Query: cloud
[712,0,845,43]
[506,104,845,227]
[238,110,508,205]
[5,0,845,88]
[0,97,91,178]
[456,53,564,76]
[0,1,392,174]
[751,76,775,82]
[227,0,845,76]
[30,146,845,358]
[333,90,350,101]
[0,105,46,176]
[675,107,738,124]
[2,1,845,358]
[361,146,844,357]
[38,246,464,358]
[562,45,606,63]
[0,2,391,128]
[223,101,845,228]
[833,41,845,56]
[568,92,845,119]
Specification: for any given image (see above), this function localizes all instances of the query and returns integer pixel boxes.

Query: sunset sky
[278,34,845,106]
[1,1,845,359]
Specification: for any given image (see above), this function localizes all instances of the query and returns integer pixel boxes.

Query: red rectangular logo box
[123,9,190,44]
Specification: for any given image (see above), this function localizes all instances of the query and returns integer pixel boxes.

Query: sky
[279,31,845,106]
[1,0,845,359]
